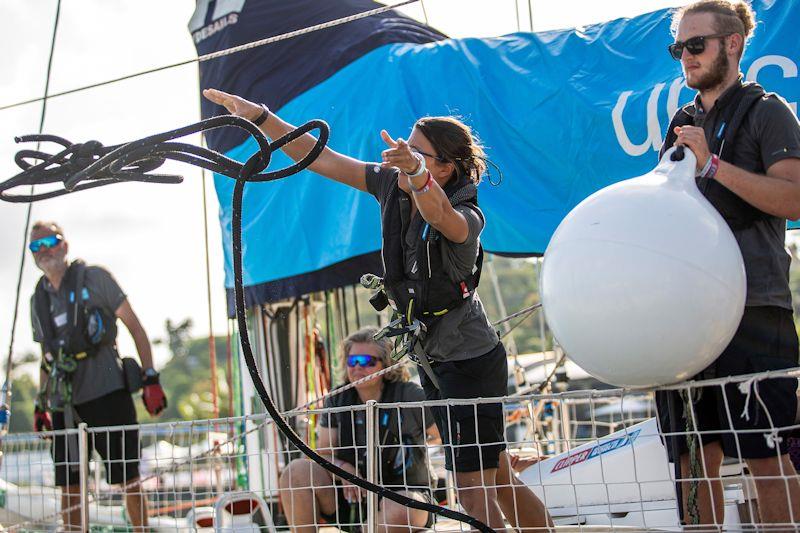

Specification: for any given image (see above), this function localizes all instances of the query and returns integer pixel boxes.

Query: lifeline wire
[284,301,544,413]
[0,0,420,113]
[0,116,494,533]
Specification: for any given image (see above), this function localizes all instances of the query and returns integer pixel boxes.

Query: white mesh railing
[0,368,797,532]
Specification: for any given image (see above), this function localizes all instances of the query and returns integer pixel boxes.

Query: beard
[34,252,66,273]
[686,45,729,92]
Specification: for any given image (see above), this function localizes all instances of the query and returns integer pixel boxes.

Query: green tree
[8,373,38,433]
[5,351,41,433]
[789,243,800,336]
[145,319,233,422]
[480,255,548,354]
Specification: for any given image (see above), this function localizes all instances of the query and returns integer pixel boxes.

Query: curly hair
[339,326,410,384]
[414,116,487,185]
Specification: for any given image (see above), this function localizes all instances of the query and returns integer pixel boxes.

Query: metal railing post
[446,470,458,512]
[366,400,379,533]
[78,422,89,532]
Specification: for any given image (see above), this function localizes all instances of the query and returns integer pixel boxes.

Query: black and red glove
[34,395,52,432]
[142,371,167,416]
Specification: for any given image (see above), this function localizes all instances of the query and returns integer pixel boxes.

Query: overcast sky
[0,0,692,377]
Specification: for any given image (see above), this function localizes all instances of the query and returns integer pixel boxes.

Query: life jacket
[379,171,483,325]
[33,260,117,362]
[661,80,772,231]
[332,381,432,488]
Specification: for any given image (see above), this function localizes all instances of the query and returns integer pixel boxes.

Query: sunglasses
[668,33,730,60]
[29,234,63,253]
[411,147,446,163]
[347,354,379,368]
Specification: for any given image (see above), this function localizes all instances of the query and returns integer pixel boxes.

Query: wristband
[405,153,426,179]
[411,170,434,194]
[701,154,720,179]
[252,104,270,127]
[698,156,712,177]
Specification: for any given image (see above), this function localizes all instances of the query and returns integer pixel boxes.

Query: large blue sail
[191,1,799,312]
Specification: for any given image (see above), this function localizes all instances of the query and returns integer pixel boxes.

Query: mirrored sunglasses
[346,354,379,368]
[29,234,63,253]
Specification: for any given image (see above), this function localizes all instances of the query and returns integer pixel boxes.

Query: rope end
[670,145,685,161]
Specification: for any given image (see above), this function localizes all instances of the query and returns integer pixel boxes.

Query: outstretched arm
[203,88,368,191]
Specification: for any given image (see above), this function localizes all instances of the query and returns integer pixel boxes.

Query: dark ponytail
[414,116,487,184]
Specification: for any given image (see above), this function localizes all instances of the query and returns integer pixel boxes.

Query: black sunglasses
[668,33,731,60]
[411,147,446,163]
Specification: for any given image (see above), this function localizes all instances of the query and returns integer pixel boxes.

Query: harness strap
[374,315,440,389]
[411,340,440,389]
[70,260,87,327]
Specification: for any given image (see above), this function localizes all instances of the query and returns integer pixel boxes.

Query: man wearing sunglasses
[657,1,800,528]
[28,221,167,532]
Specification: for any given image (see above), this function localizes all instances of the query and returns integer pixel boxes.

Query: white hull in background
[518,418,746,529]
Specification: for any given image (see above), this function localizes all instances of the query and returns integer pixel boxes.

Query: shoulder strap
[69,260,87,329]
[473,244,484,288]
[716,82,766,162]
[381,179,408,284]
[379,382,401,438]
[33,277,58,358]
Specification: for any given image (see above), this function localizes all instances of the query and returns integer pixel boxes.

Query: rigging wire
[2,0,63,424]
[0,0,420,113]
[199,131,220,419]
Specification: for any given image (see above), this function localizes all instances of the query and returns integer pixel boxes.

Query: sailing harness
[32,259,117,408]
[1,115,495,533]
[362,172,483,389]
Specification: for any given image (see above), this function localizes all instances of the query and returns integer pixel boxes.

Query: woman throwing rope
[204,88,551,531]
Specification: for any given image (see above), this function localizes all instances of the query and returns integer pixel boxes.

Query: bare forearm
[317,448,335,462]
[117,300,155,370]
[260,113,326,167]
[316,429,337,462]
[410,175,450,227]
[715,161,800,220]
[259,113,363,184]
[132,329,154,370]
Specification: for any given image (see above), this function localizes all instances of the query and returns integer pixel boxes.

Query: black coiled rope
[1,115,494,533]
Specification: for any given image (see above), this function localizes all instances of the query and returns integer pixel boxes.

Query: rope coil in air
[0,116,494,533]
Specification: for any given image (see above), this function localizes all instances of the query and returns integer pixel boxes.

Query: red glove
[34,405,52,432]
[142,372,167,416]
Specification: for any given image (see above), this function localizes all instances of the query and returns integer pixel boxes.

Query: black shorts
[320,485,434,532]
[656,306,799,461]
[420,342,508,472]
[52,388,140,487]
